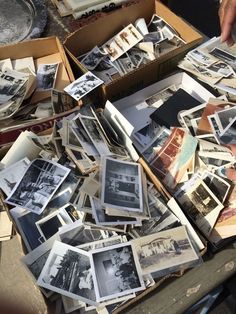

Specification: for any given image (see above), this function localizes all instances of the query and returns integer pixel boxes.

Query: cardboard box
[64,0,203,103]
[0,36,79,146]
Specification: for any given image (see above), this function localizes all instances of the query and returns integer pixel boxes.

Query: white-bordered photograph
[102,24,143,62]
[64,71,103,101]
[188,49,216,66]
[37,240,97,305]
[132,225,199,277]
[145,84,177,108]
[51,89,77,114]
[36,63,59,91]
[219,116,236,145]
[21,234,59,280]
[132,121,161,148]
[90,242,145,302]
[176,177,224,236]
[90,196,139,226]
[81,46,106,70]
[215,106,236,132]
[78,235,125,252]
[6,159,70,215]
[0,158,30,196]
[101,157,144,212]
[59,220,105,247]
[210,47,236,64]
[0,68,28,104]
[143,31,164,44]
[207,61,234,78]
[79,114,111,156]
[10,206,44,251]
[201,170,231,203]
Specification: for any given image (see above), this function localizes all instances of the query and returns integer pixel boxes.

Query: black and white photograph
[0,158,30,196]
[215,106,236,132]
[51,89,77,114]
[132,226,199,277]
[64,71,103,101]
[22,235,59,280]
[59,220,105,247]
[37,241,97,305]
[132,121,161,148]
[207,61,234,78]
[143,31,164,44]
[5,159,70,215]
[101,157,143,212]
[201,171,231,203]
[36,63,59,91]
[219,116,236,144]
[78,235,125,252]
[177,178,224,235]
[35,210,68,241]
[145,85,177,108]
[90,242,145,302]
[90,196,139,226]
[0,68,28,104]
[10,207,45,251]
[79,114,111,156]
[210,47,236,64]
[116,55,137,75]
[81,46,106,70]
[188,49,216,66]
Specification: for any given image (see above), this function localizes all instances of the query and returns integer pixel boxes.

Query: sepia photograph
[6,159,70,215]
[64,71,103,101]
[90,242,145,302]
[37,241,97,305]
[132,226,199,277]
[102,23,143,62]
[101,157,143,212]
[37,63,59,91]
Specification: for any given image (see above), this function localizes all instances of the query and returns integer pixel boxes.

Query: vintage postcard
[37,240,97,305]
[132,226,200,277]
[36,63,59,91]
[90,242,145,302]
[64,71,103,101]
[6,159,70,215]
[101,157,143,213]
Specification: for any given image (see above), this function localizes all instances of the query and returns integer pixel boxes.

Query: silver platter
[0,0,47,45]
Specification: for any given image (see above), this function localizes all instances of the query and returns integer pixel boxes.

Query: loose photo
[101,157,144,212]
[37,241,97,305]
[64,71,103,101]
[6,159,70,215]
[37,63,59,91]
[90,242,145,302]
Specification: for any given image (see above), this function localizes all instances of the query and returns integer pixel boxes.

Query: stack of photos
[0,98,208,313]
[178,36,236,97]
[1,76,235,313]
[0,56,79,142]
[77,15,185,83]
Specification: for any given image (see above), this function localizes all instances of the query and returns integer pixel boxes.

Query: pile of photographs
[0,56,80,146]
[112,84,235,248]
[178,36,236,97]
[77,14,185,83]
[0,103,203,313]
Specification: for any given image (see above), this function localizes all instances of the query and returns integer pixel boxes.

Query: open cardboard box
[64,0,204,103]
[0,36,80,147]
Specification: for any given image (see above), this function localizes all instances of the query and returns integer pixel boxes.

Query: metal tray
[0,0,47,45]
